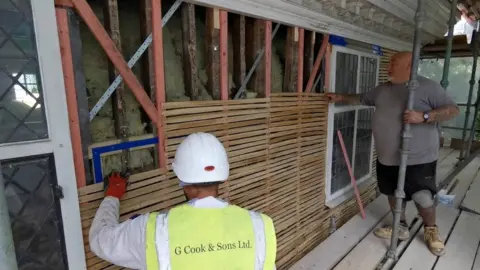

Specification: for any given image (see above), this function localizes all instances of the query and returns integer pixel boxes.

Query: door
[0,0,85,269]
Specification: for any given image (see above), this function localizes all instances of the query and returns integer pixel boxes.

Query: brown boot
[424,226,445,256]
[374,224,410,241]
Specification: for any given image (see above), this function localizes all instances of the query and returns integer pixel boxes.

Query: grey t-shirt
[360,76,457,166]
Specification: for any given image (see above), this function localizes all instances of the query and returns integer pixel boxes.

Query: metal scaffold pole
[440,0,458,90]
[460,27,479,160]
[0,164,18,270]
[387,0,423,259]
[466,59,480,156]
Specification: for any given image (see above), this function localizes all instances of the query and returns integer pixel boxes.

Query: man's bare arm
[427,105,459,123]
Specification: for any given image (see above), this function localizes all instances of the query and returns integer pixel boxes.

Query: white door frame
[0,1,86,269]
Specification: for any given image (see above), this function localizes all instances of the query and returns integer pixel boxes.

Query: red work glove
[104,172,127,199]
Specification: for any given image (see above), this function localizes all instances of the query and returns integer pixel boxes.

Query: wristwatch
[423,112,430,123]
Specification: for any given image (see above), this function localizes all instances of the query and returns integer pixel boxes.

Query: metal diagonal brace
[233,23,281,100]
[88,0,182,121]
[73,0,159,124]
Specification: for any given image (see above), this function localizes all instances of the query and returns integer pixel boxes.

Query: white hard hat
[172,132,229,185]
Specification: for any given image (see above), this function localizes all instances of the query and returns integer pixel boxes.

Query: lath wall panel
[77,94,379,270]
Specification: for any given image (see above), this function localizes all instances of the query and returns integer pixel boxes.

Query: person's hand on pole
[325,93,344,103]
[104,171,128,199]
[403,110,424,124]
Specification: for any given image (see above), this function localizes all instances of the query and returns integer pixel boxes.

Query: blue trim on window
[329,35,347,46]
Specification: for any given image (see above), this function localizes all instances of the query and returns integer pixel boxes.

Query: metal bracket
[89,0,183,121]
[52,184,64,200]
[329,215,337,235]
[386,250,397,260]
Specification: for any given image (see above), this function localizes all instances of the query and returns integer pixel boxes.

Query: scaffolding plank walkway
[393,205,459,270]
[461,169,480,215]
[393,157,480,270]
[332,203,417,270]
[288,197,391,270]
[434,210,480,270]
[474,245,480,270]
[289,148,459,270]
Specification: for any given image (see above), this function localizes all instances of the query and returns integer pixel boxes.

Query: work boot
[424,226,445,256]
[374,222,410,241]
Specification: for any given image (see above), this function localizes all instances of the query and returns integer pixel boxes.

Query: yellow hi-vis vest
[145,204,276,270]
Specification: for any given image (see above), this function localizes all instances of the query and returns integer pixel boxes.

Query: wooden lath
[78,94,379,269]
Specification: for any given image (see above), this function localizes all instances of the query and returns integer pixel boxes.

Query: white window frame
[325,45,380,208]
[0,1,86,269]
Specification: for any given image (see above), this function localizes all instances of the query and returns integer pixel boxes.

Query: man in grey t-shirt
[326,52,459,256]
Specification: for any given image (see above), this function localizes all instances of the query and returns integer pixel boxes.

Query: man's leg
[388,196,409,227]
[412,190,436,226]
[414,197,444,256]
[374,160,410,240]
[374,196,410,240]
[410,161,445,256]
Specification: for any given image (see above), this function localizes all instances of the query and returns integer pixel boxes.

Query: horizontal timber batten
[77,94,378,269]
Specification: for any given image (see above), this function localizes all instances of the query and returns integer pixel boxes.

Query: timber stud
[55,0,74,7]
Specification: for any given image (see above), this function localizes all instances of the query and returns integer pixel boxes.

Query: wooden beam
[305,34,329,93]
[232,15,246,95]
[422,43,471,52]
[72,0,158,124]
[182,3,199,100]
[206,8,221,100]
[103,0,129,170]
[246,18,266,97]
[55,0,73,7]
[324,43,332,92]
[297,28,304,93]
[56,7,87,187]
[219,10,228,100]
[151,0,167,169]
[264,20,272,97]
[303,31,315,88]
[284,27,299,92]
[140,0,154,100]
[139,0,160,167]
[67,7,93,184]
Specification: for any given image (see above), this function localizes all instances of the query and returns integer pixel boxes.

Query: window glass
[335,52,358,107]
[0,0,48,144]
[354,108,373,179]
[2,155,68,269]
[329,49,378,199]
[331,110,356,194]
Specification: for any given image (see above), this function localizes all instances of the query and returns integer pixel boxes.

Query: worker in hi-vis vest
[89,132,277,270]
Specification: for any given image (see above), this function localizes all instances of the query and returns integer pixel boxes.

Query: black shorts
[376,160,437,201]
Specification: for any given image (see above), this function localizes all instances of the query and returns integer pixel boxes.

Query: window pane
[331,111,356,194]
[335,52,358,106]
[2,155,68,269]
[359,57,377,93]
[354,108,373,179]
[0,0,48,144]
